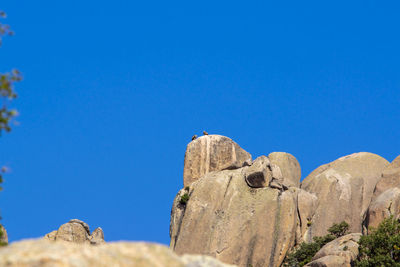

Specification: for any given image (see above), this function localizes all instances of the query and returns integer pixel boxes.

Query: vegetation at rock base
[283,221,349,266]
[0,226,6,246]
[0,10,21,243]
[355,216,400,267]
[180,193,189,205]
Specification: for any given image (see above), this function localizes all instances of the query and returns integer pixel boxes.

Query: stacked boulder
[44,219,105,245]
[170,134,396,267]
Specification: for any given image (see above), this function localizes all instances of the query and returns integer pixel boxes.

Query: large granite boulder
[0,239,235,267]
[44,219,105,245]
[366,187,400,229]
[0,224,8,244]
[171,158,303,267]
[366,156,400,230]
[269,152,301,188]
[183,135,252,187]
[301,153,389,238]
[307,233,362,267]
[373,155,400,198]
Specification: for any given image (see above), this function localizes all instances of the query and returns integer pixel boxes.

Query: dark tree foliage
[327,221,350,238]
[283,221,349,267]
[0,10,20,243]
[355,216,400,267]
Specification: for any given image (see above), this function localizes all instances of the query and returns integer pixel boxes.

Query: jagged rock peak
[183,134,252,186]
[44,219,105,245]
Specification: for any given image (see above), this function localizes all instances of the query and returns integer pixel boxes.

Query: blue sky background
[1,1,399,244]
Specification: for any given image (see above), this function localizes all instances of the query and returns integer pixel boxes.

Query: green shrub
[0,225,5,246]
[283,221,349,266]
[180,193,189,205]
[328,221,349,238]
[355,216,400,267]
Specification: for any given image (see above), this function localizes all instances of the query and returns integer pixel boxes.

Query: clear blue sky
[1,1,399,244]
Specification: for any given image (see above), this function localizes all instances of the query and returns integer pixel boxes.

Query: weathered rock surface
[305,255,348,267]
[269,152,301,188]
[296,189,318,243]
[183,135,252,186]
[366,187,400,229]
[171,162,300,267]
[0,239,235,267]
[0,224,8,244]
[301,152,389,238]
[364,156,400,230]
[244,156,272,188]
[373,155,400,199]
[309,233,361,267]
[44,219,105,245]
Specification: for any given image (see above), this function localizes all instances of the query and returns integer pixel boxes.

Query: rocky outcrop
[0,239,235,267]
[183,135,252,186]
[372,155,400,198]
[173,135,400,266]
[44,219,105,245]
[269,152,301,188]
[171,157,305,267]
[296,189,318,243]
[306,233,362,267]
[366,156,400,229]
[305,255,348,267]
[366,187,400,229]
[0,224,8,244]
[301,152,389,238]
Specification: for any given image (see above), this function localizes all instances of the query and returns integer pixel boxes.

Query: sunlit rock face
[171,166,300,267]
[172,135,397,266]
[183,135,252,187]
[301,152,389,238]
[172,135,308,267]
[366,155,400,229]
[44,219,105,245]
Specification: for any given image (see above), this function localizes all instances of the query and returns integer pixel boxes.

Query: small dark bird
[203,131,209,135]
[192,134,198,140]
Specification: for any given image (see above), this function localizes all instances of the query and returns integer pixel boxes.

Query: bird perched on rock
[191,134,197,140]
[203,131,208,135]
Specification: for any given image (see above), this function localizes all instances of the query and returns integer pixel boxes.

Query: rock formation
[44,219,105,245]
[306,233,362,267]
[269,152,301,188]
[301,152,389,238]
[171,134,400,267]
[366,156,400,230]
[172,135,307,266]
[183,135,252,186]
[0,239,235,267]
